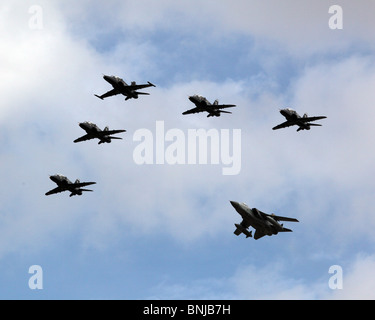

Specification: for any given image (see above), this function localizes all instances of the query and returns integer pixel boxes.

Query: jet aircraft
[230,201,299,240]
[74,122,126,144]
[94,75,155,101]
[272,108,327,131]
[182,95,236,117]
[45,174,96,197]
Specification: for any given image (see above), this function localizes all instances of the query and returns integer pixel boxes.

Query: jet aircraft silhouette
[95,75,155,101]
[45,174,96,197]
[230,201,299,240]
[182,95,236,117]
[273,108,327,132]
[74,122,126,144]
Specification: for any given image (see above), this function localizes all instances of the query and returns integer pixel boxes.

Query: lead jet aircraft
[94,75,155,101]
[230,201,299,240]
[182,95,236,117]
[272,108,327,132]
[45,174,96,197]
[74,122,126,144]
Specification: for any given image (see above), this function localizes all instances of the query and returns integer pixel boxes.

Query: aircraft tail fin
[135,91,150,95]
[308,123,322,126]
[69,189,93,197]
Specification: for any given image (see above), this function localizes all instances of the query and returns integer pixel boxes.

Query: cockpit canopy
[284,107,295,112]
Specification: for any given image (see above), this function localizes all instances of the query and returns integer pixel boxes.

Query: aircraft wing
[95,88,119,100]
[214,104,236,110]
[182,107,203,115]
[269,214,299,222]
[299,116,327,123]
[254,229,266,240]
[272,120,295,130]
[74,134,94,143]
[106,129,126,135]
[128,82,156,90]
[74,182,96,188]
[45,187,65,196]
[98,129,126,136]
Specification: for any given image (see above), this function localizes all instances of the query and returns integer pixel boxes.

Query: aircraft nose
[103,75,112,82]
[230,201,240,209]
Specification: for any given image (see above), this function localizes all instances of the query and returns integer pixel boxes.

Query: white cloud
[150,254,375,299]
[149,261,327,299]
[57,0,375,57]
[328,254,375,299]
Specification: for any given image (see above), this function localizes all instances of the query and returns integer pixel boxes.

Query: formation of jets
[46,73,328,241]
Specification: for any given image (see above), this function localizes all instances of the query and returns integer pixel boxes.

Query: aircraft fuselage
[103,75,139,99]
[230,201,284,236]
[79,121,101,134]
[50,174,72,186]
[77,121,119,144]
[48,175,93,196]
[280,108,310,130]
[189,95,221,117]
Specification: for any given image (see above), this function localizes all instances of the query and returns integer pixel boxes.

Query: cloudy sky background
[1,0,375,299]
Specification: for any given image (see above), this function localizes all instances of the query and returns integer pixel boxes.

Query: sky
[1,0,375,300]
